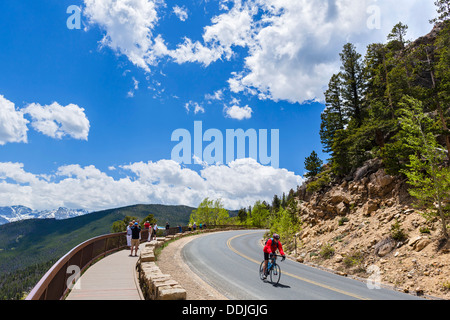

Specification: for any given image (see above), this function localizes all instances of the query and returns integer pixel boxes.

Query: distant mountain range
[0,204,197,274]
[0,206,89,225]
[0,203,198,299]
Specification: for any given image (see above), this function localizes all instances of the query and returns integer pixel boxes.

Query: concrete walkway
[66,244,145,300]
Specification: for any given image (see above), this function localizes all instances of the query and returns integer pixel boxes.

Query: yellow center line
[226,232,370,300]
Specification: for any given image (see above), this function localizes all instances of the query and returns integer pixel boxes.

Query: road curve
[182,229,424,300]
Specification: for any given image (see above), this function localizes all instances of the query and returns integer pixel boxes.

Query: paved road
[182,229,424,300]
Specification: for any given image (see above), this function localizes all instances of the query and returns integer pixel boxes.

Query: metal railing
[26,224,249,300]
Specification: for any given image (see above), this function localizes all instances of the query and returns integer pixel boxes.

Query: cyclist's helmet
[273,233,280,240]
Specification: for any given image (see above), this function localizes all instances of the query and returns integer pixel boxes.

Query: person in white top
[126,222,133,247]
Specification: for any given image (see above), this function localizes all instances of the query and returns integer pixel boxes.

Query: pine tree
[237,208,248,224]
[272,194,281,213]
[364,43,394,119]
[386,23,413,93]
[363,43,399,151]
[387,22,409,49]
[434,21,450,159]
[430,0,450,23]
[320,110,341,154]
[325,73,346,125]
[339,43,365,127]
[320,73,348,154]
[399,97,450,239]
[304,151,323,179]
[281,192,287,209]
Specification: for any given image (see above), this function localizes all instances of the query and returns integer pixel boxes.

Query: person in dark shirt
[130,222,141,257]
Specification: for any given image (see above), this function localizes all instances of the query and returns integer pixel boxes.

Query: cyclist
[263,233,286,279]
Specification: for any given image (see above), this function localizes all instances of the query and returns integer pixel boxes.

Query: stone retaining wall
[136,227,245,300]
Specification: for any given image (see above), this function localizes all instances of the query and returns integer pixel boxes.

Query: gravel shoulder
[155,233,229,300]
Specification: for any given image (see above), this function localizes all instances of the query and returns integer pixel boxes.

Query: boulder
[336,202,347,216]
[328,189,351,205]
[362,200,378,216]
[374,237,396,257]
[368,169,395,197]
[353,159,383,181]
[408,236,423,247]
[414,238,432,252]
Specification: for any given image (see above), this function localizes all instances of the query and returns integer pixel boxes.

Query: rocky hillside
[290,159,449,299]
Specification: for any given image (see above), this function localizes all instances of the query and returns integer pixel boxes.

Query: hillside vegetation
[0,204,195,299]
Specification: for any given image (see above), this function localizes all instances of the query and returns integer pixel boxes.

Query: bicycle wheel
[270,263,281,285]
[259,261,266,280]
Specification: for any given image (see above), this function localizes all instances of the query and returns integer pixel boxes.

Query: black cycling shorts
[264,252,270,261]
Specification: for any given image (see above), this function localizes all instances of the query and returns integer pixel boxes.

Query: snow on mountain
[0,205,39,223]
[37,207,89,220]
[0,206,89,225]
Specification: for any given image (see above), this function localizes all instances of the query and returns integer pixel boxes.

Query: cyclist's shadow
[264,280,290,289]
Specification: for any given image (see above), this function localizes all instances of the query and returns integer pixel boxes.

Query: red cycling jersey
[263,238,285,256]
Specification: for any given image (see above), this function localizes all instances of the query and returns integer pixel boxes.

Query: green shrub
[342,250,364,268]
[306,170,331,193]
[319,243,335,259]
[391,219,407,242]
[419,226,431,234]
[338,217,349,226]
[443,281,450,291]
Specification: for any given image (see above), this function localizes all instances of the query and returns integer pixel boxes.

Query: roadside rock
[414,239,432,252]
[374,237,396,257]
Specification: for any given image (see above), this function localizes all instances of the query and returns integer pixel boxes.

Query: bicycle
[259,254,282,285]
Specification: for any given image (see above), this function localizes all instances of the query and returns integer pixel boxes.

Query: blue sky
[0,0,437,211]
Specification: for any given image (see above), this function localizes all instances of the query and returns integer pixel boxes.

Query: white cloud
[0,95,29,145]
[201,1,256,58]
[165,37,225,66]
[127,78,139,97]
[132,77,140,90]
[232,0,436,103]
[184,100,205,114]
[82,0,436,104]
[0,95,90,145]
[224,104,252,120]
[83,0,161,71]
[0,162,39,184]
[23,102,90,141]
[173,5,188,21]
[0,159,304,211]
[205,89,224,101]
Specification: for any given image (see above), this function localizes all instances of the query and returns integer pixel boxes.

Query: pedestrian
[193,222,197,231]
[144,221,150,229]
[137,220,141,240]
[130,222,141,257]
[126,222,133,248]
[153,223,158,240]
[148,223,153,241]
[165,222,170,236]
